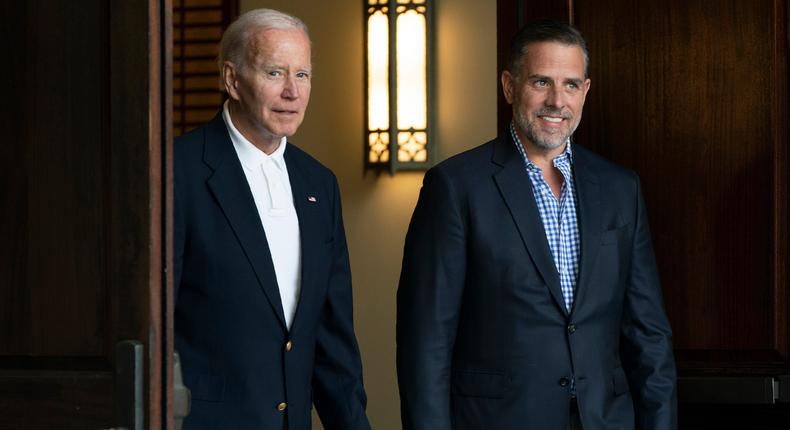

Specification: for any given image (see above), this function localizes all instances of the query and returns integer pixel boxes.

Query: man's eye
[296,72,310,79]
[267,71,281,77]
[534,80,548,87]
[566,82,578,90]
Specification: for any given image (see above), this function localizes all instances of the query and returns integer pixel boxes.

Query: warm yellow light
[398,131,427,162]
[367,11,389,131]
[396,10,427,131]
[365,2,431,170]
[369,132,390,162]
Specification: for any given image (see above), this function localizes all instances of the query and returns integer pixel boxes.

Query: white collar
[222,100,287,172]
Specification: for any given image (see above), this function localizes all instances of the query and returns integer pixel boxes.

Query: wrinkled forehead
[246,27,311,65]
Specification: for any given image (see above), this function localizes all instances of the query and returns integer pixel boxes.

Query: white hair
[218,8,309,75]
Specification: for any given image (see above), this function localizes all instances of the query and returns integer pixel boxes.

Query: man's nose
[545,86,564,108]
[282,75,299,99]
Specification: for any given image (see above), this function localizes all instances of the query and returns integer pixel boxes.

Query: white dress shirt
[222,102,302,330]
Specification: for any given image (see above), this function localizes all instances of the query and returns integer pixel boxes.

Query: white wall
[240,1,498,428]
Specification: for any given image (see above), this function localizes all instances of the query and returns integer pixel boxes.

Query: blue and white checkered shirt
[510,123,580,311]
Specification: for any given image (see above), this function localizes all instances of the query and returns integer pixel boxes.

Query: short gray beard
[514,108,576,151]
[525,119,571,150]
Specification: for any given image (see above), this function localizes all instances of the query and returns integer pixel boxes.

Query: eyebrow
[527,74,584,86]
[261,63,312,73]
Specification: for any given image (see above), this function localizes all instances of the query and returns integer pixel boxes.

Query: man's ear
[222,61,240,100]
[501,70,515,104]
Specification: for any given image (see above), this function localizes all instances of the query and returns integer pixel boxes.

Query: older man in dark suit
[397,20,677,430]
[174,8,371,430]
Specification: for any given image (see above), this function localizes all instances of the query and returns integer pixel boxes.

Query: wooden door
[497,0,790,427]
[0,1,173,429]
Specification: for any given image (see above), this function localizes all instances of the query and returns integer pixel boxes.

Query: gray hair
[507,19,589,79]
[218,8,309,75]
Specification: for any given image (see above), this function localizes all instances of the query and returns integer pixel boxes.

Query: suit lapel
[202,113,288,329]
[282,146,323,333]
[492,136,567,316]
[571,147,602,315]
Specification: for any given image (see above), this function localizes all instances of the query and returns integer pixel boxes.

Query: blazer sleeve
[619,174,678,430]
[311,176,372,430]
[397,167,467,430]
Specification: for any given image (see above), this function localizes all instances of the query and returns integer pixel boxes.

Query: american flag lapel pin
[307,196,317,203]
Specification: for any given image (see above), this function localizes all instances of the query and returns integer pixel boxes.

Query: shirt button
[559,377,570,387]
[277,402,287,412]
[285,340,293,352]
[567,324,577,334]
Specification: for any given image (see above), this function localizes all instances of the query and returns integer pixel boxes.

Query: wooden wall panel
[0,0,109,359]
[771,0,790,366]
[0,371,113,430]
[1,0,170,427]
[572,0,788,371]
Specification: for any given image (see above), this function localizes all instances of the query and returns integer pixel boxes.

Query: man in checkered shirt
[397,19,677,430]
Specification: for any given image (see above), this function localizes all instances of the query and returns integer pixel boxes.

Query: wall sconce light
[365,0,434,174]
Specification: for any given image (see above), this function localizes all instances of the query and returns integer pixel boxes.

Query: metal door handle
[115,340,144,430]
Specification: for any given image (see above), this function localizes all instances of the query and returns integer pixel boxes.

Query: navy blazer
[397,135,677,430]
[175,113,371,430]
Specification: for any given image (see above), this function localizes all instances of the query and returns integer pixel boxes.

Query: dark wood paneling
[109,1,169,427]
[572,0,787,369]
[0,371,114,430]
[1,0,109,358]
[679,404,790,430]
[772,0,790,366]
[163,0,176,427]
[1,0,170,428]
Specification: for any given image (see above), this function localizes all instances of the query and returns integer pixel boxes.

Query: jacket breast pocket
[601,224,629,245]
[451,370,506,399]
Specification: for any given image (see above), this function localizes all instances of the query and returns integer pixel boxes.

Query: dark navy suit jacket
[175,113,371,430]
[397,135,677,429]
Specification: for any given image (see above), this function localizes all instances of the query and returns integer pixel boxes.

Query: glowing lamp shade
[365,0,433,173]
